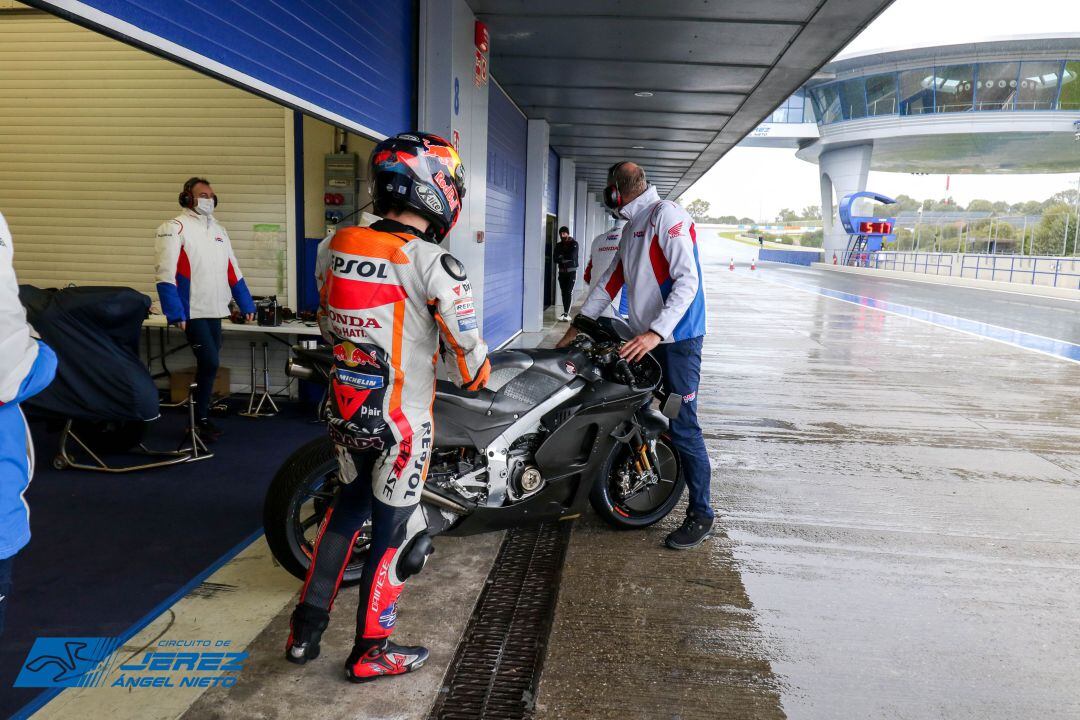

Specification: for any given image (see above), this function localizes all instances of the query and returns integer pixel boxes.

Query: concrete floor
[23,237,1080,719]
[536,238,1080,719]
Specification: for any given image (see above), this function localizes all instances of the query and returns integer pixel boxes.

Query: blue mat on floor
[0,403,324,717]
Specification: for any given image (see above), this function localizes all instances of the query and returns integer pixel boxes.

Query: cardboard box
[170,367,231,404]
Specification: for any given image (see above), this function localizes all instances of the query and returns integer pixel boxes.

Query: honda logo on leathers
[328,310,382,329]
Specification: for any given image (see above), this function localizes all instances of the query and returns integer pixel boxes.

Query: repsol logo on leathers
[333,256,389,279]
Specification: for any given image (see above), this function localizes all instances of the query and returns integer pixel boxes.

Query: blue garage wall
[484,83,527,348]
[544,147,559,217]
[32,0,414,138]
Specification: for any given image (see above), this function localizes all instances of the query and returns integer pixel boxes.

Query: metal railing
[856,251,1080,289]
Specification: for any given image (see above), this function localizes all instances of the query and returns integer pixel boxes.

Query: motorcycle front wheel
[589,436,684,529]
[262,436,371,586]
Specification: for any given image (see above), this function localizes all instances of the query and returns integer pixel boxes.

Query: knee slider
[395,532,434,581]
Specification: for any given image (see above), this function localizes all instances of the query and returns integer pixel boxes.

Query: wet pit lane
[536,239,1080,720]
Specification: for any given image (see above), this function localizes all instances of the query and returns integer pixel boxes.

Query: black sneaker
[345,638,429,683]
[195,419,223,442]
[285,604,329,665]
[665,514,713,550]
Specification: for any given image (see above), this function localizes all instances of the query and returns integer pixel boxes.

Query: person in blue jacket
[0,210,57,637]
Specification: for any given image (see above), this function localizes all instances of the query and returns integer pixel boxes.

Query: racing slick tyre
[589,435,684,529]
[263,436,370,587]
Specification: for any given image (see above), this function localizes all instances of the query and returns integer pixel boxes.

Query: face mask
[196,197,215,216]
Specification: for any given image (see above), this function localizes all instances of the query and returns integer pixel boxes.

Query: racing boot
[285,604,329,664]
[344,638,429,683]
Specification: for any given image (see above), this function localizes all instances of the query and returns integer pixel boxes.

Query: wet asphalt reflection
[538,240,1080,720]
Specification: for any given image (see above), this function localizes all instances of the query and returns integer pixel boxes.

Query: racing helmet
[369,132,466,243]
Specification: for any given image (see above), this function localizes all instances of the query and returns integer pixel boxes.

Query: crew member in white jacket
[558,162,713,550]
[155,177,256,438]
[0,211,57,637]
[583,217,628,320]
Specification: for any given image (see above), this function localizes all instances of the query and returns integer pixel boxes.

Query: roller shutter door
[483,81,527,348]
[0,10,289,299]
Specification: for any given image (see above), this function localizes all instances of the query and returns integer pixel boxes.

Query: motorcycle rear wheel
[262,436,370,587]
[589,436,684,529]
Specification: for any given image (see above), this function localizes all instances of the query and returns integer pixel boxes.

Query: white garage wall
[0,9,290,299]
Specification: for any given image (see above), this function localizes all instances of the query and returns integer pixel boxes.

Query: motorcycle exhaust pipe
[285,358,314,381]
[421,487,470,514]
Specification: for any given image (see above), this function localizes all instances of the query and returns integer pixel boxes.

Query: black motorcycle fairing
[432,346,593,449]
[444,384,653,536]
[636,406,669,440]
[435,380,495,415]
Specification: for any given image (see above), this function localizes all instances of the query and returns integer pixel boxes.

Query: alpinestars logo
[667,222,684,238]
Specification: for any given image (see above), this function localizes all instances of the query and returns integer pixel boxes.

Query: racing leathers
[291,219,489,672]
[583,220,628,319]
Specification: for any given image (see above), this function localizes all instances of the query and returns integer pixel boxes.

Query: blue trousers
[184,318,223,421]
[652,336,714,520]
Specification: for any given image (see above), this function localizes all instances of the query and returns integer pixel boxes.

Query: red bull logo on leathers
[334,342,380,369]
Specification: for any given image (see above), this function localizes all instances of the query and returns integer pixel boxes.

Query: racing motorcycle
[263,315,685,585]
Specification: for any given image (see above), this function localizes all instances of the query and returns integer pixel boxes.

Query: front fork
[610,421,658,497]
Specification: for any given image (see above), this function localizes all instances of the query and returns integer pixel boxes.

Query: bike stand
[240,341,279,418]
[53,384,212,472]
[176,383,214,462]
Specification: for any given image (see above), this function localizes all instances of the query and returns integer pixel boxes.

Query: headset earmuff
[603,161,626,210]
[178,178,219,209]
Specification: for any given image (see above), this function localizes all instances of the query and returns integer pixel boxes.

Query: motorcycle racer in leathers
[286,132,489,682]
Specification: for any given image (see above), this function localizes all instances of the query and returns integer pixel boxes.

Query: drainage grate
[429,521,572,720]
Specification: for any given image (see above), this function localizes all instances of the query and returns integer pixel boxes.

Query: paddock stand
[52,383,214,472]
[240,341,279,418]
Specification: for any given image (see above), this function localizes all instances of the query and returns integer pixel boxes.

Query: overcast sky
[678,0,1080,221]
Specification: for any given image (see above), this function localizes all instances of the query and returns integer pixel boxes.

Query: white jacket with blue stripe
[580,186,706,342]
[0,211,57,559]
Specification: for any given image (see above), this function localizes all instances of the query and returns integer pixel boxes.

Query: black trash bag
[19,285,159,424]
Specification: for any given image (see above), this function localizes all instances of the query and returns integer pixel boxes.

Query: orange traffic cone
[750,258,756,271]
[729,258,735,271]
[832,253,838,265]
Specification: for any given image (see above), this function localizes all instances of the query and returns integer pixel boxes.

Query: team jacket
[580,186,706,342]
[553,238,579,274]
[318,220,490,504]
[154,208,256,322]
[583,220,628,319]
[0,211,58,559]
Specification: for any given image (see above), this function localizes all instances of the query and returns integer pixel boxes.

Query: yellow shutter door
[0,9,289,299]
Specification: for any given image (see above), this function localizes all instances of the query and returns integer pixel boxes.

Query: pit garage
[0,0,896,717]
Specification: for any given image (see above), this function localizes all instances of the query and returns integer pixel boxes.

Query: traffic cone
[832,253,838,265]
[729,258,735,271]
[750,258,756,271]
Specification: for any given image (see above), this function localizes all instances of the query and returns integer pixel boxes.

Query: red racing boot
[285,604,330,665]
[345,638,429,682]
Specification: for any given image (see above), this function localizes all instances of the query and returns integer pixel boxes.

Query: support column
[574,180,588,285]
[418,0,488,315]
[523,119,550,332]
[558,158,576,238]
[819,144,872,260]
